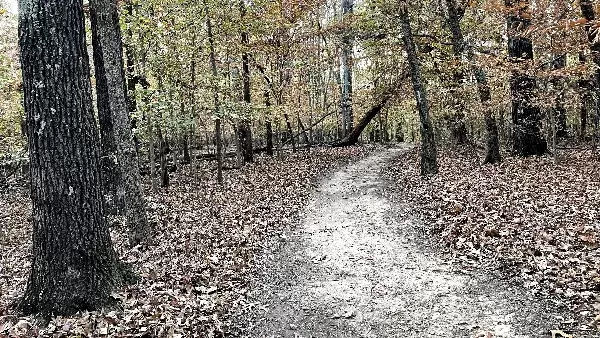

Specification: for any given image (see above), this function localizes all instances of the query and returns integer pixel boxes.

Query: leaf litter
[0,146,370,337]
[382,147,600,336]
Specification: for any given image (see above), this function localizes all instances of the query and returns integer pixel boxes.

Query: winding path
[237,149,563,337]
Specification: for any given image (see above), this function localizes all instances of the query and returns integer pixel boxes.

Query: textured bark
[239,1,254,164]
[18,0,118,316]
[445,0,501,163]
[400,4,438,176]
[340,0,354,136]
[90,0,150,245]
[506,0,547,156]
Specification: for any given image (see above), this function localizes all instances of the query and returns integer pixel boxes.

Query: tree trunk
[335,96,391,147]
[90,5,119,203]
[581,0,600,148]
[551,55,568,139]
[443,0,468,145]
[400,4,438,176]
[266,122,274,156]
[90,0,150,245]
[340,0,354,136]
[148,118,157,192]
[283,113,297,152]
[18,0,118,316]
[182,128,191,165]
[334,74,407,147]
[506,0,547,156]
[205,1,224,184]
[239,1,254,164]
[157,128,169,188]
[298,116,311,148]
[445,0,501,164]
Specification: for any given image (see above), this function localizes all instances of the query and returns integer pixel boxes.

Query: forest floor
[0,147,370,337]
[1,146,599,337]
[383,146,600,337]
[231,147,589,337]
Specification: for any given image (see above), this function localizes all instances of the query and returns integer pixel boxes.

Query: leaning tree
[18,0,119,316]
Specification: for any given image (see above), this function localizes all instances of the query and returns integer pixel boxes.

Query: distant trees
[340,0,354,137]
[18,0,118,315]
[505,0,547,156]
[445,0,501,164]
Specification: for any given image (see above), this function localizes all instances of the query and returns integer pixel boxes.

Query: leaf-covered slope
[0,147,370,337]
[384,148,600,334]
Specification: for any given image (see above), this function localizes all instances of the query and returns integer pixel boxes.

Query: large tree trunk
[506,0,547,156]
[90,0,150,246]
[239,1,254,164]
[18,0,118,316]
[445,0,501,164]
[400,4,438,176]
[340,0,354,136]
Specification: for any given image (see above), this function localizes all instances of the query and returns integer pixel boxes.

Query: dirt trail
[234,148,564,337]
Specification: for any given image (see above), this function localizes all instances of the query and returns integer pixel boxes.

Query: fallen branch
[334,71,409,147]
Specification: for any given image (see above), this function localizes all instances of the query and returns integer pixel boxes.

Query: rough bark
[445,0,501,164]
[90,0,150,245]
[18,0,118,316]
[340,0,354,136]
[506,0,547,156]
[400,4,438,176]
